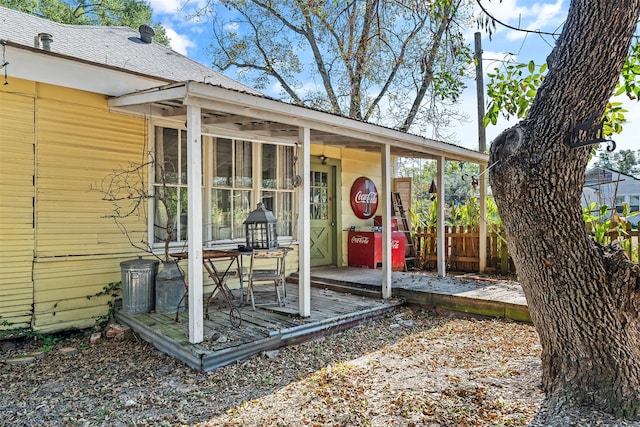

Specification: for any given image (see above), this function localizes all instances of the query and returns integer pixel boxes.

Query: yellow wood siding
[33,255,124,333]
[30,84,150,332]
[0,90,36,330]
[36,97,147,257]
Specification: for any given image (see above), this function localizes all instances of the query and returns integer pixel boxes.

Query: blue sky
[148,0,637,153]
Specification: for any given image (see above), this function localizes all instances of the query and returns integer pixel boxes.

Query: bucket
[155,261,186,314]
[120,257,159,314]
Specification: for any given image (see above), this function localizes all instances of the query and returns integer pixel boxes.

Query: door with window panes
[310,162,335,266]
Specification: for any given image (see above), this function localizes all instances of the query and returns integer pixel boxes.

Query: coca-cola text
[350,235,370,244]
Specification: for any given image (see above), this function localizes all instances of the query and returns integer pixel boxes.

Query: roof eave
[109,81,489,164]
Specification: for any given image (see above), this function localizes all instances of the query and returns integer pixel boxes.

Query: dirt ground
[1,307,550,426]
[3,305,637,427]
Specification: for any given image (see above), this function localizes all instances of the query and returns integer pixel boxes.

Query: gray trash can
[120,257,159,314]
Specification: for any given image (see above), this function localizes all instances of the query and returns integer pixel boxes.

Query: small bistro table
[171,249,246,327]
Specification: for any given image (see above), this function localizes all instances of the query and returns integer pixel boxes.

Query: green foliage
[485,196,502,230]
[86,281,122,327]
[1,0,170,46]
[449,196,479,228]
[582,202,637,257]
[583,202,615,245]
[484,40,640,138]
[398,158,490,228]
[484,61,546,126]
[616,41,640,101]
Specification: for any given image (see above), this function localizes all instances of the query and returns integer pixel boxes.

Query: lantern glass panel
[244,203,279,249]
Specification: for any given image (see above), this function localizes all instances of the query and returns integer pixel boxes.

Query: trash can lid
[120,256,160,268]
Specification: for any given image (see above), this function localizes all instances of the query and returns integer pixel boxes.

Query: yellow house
[0,6,488,339]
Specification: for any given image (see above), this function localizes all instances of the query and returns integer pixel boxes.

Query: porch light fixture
[428,180,437,201]
[319,154,328,165]
[244,203,279,249]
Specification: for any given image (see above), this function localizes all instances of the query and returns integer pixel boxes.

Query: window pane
[235,140,252,188]
[178,187,188,241]
[212,189,231,240]
[261,190,275,212]
[156,128,179,185]
[180,130,188,184]
[310,171,329,220]
[154,187,178,243]
[630,195,639,211]
[262,144,277,189]
[277,192,293,236]
[215,138,233,186]
[279,146,294,190]
[233,190,252,238]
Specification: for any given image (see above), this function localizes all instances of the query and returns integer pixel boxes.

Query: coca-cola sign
[350,176,378,219]
[350,234,371,245]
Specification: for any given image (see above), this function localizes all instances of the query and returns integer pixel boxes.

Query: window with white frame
[209,137,253,242]
[153,127,189,245]
[260,143,295,237]
[152,126,296,247]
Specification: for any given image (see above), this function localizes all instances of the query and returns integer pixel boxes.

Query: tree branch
[400,0,459,132]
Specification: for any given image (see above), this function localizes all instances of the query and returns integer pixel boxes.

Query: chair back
[251,248,287,260]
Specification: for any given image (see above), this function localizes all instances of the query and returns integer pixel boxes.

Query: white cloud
[165,27,196,56]
[224,22,239,34]
[474,0,566,41]
[149,0,211,18]
[148,0,182,15]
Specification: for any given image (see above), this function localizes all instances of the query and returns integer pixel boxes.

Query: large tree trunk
[488,1,640,423]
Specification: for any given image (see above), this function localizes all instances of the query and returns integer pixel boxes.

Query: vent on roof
[37,33,53,51]
[139,25,155,44]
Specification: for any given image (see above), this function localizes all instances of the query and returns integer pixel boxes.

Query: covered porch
[108,81,489,345]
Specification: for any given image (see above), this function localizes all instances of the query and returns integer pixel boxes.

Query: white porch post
[436,155,446,277]
[381,144,392,299]
[186,104,204,344]
[479,164,487,272]
[297,127,311,317]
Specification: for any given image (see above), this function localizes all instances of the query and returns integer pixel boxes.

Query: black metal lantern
[244,203,278,249]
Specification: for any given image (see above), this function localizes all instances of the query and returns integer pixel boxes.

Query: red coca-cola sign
[350,234,371,245]
[350,176,378,219]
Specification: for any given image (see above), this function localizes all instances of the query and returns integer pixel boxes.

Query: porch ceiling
[109,81,489,164]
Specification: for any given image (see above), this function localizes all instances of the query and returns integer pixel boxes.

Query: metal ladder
[391,192,419,271]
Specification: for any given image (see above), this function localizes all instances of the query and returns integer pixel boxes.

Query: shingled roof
[0,6,260,94]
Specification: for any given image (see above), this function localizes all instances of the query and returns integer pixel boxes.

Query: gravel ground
[1,308,549,426]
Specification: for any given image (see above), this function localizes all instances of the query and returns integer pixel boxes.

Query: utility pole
[475,32,487,272]
[475,32,486,153]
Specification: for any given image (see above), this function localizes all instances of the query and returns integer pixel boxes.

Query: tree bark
[488,0,640,422]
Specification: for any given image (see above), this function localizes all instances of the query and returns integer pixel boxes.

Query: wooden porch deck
[291,266,530,323]
[116,266,529,372]
[115,283,402,372]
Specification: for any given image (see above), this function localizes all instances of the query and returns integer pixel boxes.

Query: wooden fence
[412,226,514,274]
[411,226,639,274]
